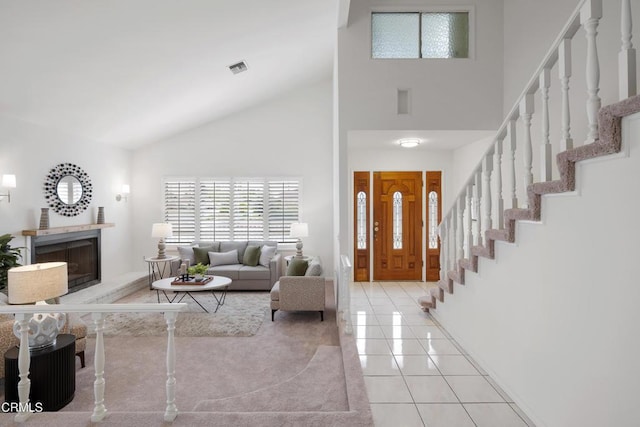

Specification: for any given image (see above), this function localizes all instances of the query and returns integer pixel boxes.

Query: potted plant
[0,234,22,292]
[187,263,208,281]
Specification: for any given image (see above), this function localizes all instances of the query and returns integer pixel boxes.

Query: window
[392,191,403,249]
[357,191,367,249]
[163,177,301,245]
[372,12,469,59]
[428,191,438,249]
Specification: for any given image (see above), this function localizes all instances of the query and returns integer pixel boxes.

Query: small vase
[39,208,50,230]
[97,207,105,224]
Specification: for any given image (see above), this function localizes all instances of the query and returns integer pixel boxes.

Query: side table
[4,334,76,411]
[144,255,179,289]
[284,255,311,266]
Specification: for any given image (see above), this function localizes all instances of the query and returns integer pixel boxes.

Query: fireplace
[30,230,101,293]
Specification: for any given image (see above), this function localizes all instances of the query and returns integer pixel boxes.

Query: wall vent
[229,61,248,75]
[397,89,411,115]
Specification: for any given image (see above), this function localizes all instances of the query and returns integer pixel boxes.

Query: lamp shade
[289,222,309,238]
[1,174,16,188]
[151,222,173,238]
[121,184,130,194]
[8,262,68,304]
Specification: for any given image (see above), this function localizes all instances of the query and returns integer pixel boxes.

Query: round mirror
[43,163,93,217]
[56,175,83,205]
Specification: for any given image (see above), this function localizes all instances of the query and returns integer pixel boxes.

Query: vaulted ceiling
[0,0,338,149]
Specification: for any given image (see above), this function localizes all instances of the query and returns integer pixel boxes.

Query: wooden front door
[373,172,422,281]
[425,171,442,281]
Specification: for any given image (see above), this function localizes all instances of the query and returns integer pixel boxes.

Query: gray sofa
[176,241,282,291]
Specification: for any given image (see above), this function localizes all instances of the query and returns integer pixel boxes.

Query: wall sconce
[0,174,16,203]
[115,184,130,202]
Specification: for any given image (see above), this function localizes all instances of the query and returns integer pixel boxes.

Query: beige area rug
[0,283,373,426]
[83,288,268,337]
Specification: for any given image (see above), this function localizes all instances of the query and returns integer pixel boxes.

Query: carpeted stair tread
[192,345,348,412]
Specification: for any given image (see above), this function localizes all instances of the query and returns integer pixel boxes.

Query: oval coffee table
[152,276,232,313]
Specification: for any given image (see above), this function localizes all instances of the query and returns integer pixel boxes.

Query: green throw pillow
[193,246,214,265]
[243,245,261,267]
[286,258,308,276]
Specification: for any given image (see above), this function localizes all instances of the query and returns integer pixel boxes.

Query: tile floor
[351,281,536,427]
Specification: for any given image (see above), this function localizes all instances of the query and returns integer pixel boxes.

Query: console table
[4,334,76,411]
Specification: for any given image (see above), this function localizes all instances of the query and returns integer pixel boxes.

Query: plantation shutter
[200,179,232,241]
[267,180,300,243]
[163,178,196,244]
[232,180,265,240]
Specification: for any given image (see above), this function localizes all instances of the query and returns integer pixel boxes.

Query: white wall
[450,136,494,205]
[131,79,334,272]
[339,0,504,132]
[502,0,578,113]
[337,0,505,262]
[432,113,640,427]
[0,115,134,280]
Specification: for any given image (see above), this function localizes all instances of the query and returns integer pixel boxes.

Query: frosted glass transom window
[372,13,420,58]
[421,12,469,58]
[357,191,367,249]
[429,191,438,249]
[393,191,403,249]
[372,12,469,59]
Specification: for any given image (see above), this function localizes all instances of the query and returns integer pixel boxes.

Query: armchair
[270,257,325,321]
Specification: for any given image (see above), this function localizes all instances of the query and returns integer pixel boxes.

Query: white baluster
[14,314,31,423]
[540,68,552,181]
[619,0,636,100]
[164,311,179,422]
[508,119,518,208]
[581,0,602,144]
[474,168,482,246]
[465,184,473,258]
[438,223,445,281]
[456,197,464,263]
[495,137,505,229]
[91,313,107,422]
[520,94,534,203]
[342,259,352,334]
[483,154,494,240]
[450,207,456,272]
[559,39,574,151]
[448,213,454,274]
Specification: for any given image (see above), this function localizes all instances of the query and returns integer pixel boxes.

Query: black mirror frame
[43,163,93,217]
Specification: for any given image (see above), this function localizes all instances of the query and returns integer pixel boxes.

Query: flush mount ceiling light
[228,61,248,75]
[397,138,421,148]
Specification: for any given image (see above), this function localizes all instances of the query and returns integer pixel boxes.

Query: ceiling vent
[228,61,248,75]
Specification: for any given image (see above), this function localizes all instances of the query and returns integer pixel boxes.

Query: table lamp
[8,262,69,349]
[152,222,173,259]
[289,222,309,258]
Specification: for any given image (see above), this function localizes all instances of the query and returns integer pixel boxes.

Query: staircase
[415,1,640,425]
[419,0,639,311]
